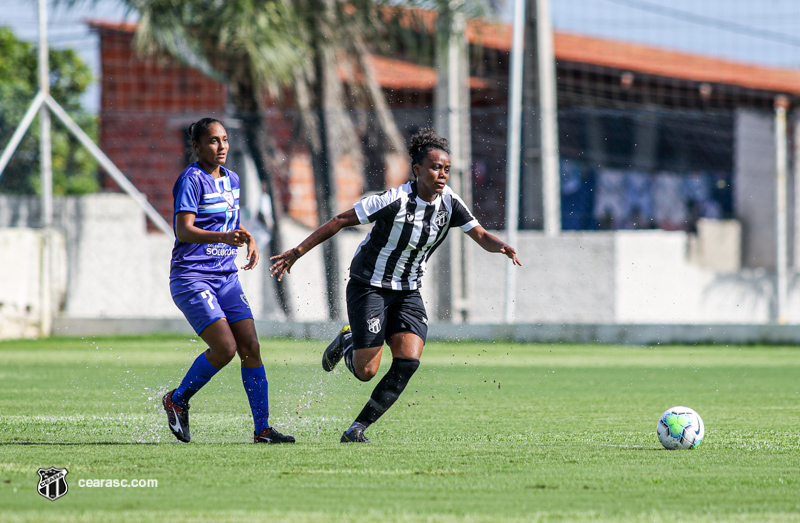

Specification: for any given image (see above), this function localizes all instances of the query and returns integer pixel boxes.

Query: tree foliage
[116,0,492,319]
[0,27,98,195]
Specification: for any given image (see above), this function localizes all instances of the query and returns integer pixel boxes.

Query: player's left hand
[501,245,522,266]
[242,237,259,270]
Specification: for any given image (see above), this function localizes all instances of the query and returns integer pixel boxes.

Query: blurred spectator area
[87,18,800,238]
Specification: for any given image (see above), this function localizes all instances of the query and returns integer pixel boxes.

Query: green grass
[1,335,799,522]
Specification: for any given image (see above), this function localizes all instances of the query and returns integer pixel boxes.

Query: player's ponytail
[407,128,450,170]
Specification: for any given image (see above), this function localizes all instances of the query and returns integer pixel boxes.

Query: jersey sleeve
[353,188,404,224]
[174,175,201,214]
[450,194,480,232]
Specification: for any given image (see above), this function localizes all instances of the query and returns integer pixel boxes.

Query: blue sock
[172,352,220,406]
[242,366,270,434]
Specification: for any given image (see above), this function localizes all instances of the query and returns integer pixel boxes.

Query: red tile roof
[88,19,137,33]
[88,18,800,96]
[363,54,489,90]
[468,20,800,96]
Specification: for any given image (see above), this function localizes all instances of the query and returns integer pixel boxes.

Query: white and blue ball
[656,406,704,450]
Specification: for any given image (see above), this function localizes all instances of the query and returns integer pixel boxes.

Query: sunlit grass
[1,335,799,521]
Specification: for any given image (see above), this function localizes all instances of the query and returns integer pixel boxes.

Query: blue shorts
[170,273,253,335]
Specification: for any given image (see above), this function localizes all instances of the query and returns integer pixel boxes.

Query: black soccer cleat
[322,325,351,372]
[162,389,191,443]
[340,422,371,443]
[254,426,296,444]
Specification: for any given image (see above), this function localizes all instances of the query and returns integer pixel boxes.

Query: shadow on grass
[0,441,164,446]
[0,441,265,446]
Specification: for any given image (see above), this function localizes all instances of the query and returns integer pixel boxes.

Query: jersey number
[200,290,215,310]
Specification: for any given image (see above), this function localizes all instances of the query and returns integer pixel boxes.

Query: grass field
[1,334,799,522]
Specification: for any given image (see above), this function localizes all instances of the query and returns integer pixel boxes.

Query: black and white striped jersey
[350,181,479,290]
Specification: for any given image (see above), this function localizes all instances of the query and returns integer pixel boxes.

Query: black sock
[355,357,420,427]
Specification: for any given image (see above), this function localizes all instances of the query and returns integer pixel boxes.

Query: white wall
[0,229,50,338]
[614,231,709,323]
[0,194,269,336]
[1,193,796,339]
[466,232,616,323]
[469,229,776,325]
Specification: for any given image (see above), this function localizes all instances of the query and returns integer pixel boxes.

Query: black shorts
[346,278,429,350]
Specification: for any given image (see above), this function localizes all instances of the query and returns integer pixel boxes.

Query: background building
[3,10,800,336]
[89,17,800,270]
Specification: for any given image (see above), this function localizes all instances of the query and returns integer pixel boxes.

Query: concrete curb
[51,318,800,345]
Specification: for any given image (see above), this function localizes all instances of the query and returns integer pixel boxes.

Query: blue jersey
[170,163,241,279]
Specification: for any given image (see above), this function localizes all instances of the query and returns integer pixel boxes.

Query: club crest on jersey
[406,212,415,222]
[367,317,381,334]
[222,190,235,207]
[37,467,69,501]
[434,210,449,227]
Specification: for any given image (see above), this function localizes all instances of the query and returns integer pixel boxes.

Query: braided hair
[407,128,450,169]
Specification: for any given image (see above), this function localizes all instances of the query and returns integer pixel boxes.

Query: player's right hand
[223,229,250,247]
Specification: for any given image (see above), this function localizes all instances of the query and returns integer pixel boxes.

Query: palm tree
[124,0,307,317]
[88,0,493,319]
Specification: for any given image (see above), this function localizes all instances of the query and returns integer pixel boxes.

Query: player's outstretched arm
[465,225,522,266]
[269,209,360,281]
[175,211,251,247]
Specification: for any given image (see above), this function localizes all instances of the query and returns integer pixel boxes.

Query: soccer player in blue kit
[162,118,294,444]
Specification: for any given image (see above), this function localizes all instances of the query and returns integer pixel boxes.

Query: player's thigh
[387,331,424,360]
[353,345,383,378]
[170,277,226,335]
[198,318,238,361]
[385,290,428,359]
[229,318,258,349]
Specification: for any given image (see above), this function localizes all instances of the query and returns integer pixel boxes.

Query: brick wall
[93,24,407,230]
[286,149,365,228]
[96,28,227,224]
[99,30,227,114]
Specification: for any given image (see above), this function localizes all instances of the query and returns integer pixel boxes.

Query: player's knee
[356,362,380,382]
[210,340,238,364]
[238,339,261,365]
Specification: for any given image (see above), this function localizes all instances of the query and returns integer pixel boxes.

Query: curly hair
[407,128,450,167]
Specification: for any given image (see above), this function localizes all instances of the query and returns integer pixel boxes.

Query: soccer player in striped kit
[163,118,294,444]
[269,128,521,442]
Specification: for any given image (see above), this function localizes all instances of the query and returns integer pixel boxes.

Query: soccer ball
[656,406,704,450]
